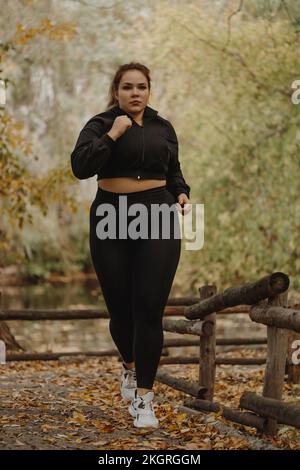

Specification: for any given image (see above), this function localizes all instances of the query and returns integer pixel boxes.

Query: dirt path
[0,356,298,450]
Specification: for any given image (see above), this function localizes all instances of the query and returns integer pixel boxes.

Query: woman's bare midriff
[98,177,167,193]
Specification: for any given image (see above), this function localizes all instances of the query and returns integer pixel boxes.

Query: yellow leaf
[176,413,187,422]
[72,411,86,424]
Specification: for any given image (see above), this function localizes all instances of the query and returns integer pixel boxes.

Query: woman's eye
[123,86,147,89]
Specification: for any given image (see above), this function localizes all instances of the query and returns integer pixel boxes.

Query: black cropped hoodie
[70,104,191,200]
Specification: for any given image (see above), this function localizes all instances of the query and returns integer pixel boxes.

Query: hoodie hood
[108,104,158,122]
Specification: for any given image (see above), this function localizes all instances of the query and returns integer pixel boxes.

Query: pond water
[1,280,266,357]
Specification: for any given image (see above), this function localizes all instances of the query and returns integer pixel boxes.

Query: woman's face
[115,69,150,114]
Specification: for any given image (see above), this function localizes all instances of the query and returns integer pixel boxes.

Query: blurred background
[0,0,299,352]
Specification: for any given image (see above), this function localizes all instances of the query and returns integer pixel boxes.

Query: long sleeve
[166,121,191,200]
[70,118,116,180]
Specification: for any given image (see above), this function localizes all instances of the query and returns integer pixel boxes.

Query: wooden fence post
[199,285,217,401]
[262,290,289,435]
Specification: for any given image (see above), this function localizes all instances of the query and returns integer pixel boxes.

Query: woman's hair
[106,62,151,110]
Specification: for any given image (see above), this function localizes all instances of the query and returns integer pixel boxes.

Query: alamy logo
[291,80,300,104]
[95,197,204,251]
[291,340,300,365]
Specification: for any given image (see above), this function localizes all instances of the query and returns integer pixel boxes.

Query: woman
[70,62,191,428]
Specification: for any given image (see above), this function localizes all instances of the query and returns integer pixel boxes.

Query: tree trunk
[0,321,24,351]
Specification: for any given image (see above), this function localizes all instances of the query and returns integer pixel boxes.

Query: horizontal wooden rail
[6,349,119,361]
[250,304,300,332]
[163,318,214,336]
[0,306,254,321]
[5,301,299,321]
[4,352,267,364]
[240,392,300,429]
[155,370,207,398]
[0,306,182,321]
[164,337,267,347]
[185,272,290,320]
[184,397,267,431]
[159,356,266,365]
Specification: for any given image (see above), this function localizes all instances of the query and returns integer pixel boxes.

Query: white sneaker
[128,389,159,428]
[120,362,137,401]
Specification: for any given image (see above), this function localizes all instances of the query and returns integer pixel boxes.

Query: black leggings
[89,185,181,389]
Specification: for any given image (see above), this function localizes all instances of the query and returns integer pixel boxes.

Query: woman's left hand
[176,193,192,216]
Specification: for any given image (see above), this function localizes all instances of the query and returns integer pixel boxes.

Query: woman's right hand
[107,115,132,141]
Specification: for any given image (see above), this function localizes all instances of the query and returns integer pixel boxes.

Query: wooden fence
[1,271,300,435]
[156,272,300,435]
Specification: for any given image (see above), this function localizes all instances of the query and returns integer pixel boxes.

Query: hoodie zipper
[136,123,144,179]
[126,114,146,180]
[141,125,144,167]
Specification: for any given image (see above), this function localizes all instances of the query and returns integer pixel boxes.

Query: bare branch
[65,0,124,9]
[281,0,296,24]
[225,0,244,49]
[173,17,291,97]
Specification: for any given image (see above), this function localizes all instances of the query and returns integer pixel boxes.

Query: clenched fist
[107,115,132,141]
[176,193,192,216]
